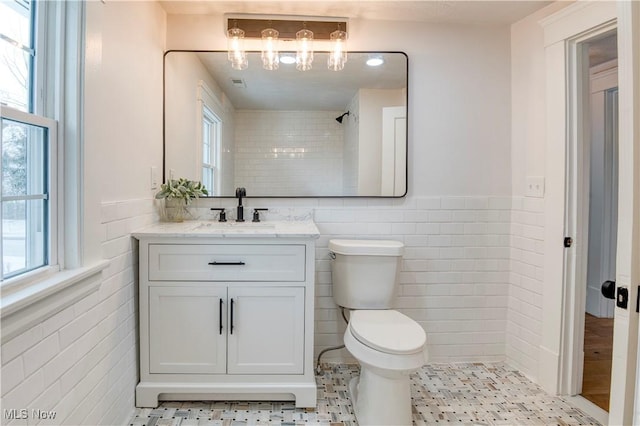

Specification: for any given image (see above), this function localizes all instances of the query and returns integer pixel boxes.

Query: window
[1,0,58,282]
[1,109,55,279]
[201,105,222,196]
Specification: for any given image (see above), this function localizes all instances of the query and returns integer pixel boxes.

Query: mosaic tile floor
[129,362,602,426]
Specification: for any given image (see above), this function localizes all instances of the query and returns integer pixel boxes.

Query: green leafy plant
[155,178,208,204]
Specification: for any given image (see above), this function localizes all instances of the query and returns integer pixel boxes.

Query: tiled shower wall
[0,198,156,425]
[234,111,344,196]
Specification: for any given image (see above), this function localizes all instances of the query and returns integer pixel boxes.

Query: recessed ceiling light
[279,55,296,65]
[366,57,384,67]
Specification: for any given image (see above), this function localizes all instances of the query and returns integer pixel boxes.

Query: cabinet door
[227,286,304,374]
[149,286,227,374]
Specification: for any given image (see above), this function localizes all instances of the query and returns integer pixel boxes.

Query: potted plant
[155,178,208,222]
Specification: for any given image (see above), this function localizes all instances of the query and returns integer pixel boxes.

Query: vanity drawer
[148,244,305,282]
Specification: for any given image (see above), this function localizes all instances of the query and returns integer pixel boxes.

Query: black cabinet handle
[230,298,234,335]
[208,261,245,266]
[219,298,223,335]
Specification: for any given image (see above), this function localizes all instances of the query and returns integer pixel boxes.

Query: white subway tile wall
[234,111,344,196]
[312,196,512,362]
[507,196,545,379]
[0,198,157,425]
[196,195,515,363]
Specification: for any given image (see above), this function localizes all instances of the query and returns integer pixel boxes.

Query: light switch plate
[525,176,545,198]
[150,166,158,190]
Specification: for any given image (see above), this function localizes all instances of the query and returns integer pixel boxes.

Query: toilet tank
[329,239,404,309]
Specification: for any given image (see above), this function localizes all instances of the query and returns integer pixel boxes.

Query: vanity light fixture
[261,26,279,70]
[328,24,348,71]
[225,15,348,72]
[227,22,247,70]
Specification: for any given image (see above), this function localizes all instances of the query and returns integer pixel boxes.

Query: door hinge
[564,237,573,248]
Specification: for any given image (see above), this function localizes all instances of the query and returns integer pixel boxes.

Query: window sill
[0,260,110,343]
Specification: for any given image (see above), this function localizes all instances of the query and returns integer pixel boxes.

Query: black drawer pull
[219,298,223,335]
[208,261,246,266]
[230,298,235,335]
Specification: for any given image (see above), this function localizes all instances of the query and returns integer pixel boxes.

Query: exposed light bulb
[328,29,348,71]
[296,27,314,71]
[227,26,247,70]
[261,28,279,70]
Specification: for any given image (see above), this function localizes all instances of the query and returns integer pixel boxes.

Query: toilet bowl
[344,310,427,425]
[328,239,428,425]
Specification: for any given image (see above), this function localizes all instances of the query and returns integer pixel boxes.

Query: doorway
[542,2,640,424]
[581,33,619,412]
[579,32,619,411]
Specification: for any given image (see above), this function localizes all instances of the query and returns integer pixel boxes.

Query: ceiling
[159,1,553,25]
[191,51,407,110]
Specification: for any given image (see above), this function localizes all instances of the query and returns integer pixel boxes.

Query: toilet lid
[349,310,426,355]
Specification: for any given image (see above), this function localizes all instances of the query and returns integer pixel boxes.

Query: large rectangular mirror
[164,50,408,197]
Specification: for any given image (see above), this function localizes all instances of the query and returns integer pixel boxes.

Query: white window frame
[0,106,58,282]
[197,81,224,196]
[0,0,62,286]
[201,105,221,196]
[0,1,104,344]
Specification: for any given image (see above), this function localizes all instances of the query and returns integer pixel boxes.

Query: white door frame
[563,22,618,398]
[614,2,640,425]
[539,2,640,425]
[538,1,617,397]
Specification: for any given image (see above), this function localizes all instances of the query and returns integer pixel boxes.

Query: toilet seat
[349,310,426,355]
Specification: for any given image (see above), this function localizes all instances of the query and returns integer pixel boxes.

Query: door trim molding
[538,0,616,398]
[561,21,617,398]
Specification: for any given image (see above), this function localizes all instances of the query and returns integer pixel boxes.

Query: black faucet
[235,187,246,222]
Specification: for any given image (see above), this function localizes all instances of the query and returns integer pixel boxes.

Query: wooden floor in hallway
[581,313,614,411]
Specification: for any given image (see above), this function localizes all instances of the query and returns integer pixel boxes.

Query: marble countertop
[132,220,320,239]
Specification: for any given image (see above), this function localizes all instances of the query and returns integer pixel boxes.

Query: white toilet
[328,239,427,426]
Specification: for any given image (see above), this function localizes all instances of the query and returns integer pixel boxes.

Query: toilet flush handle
[329,252,336,260]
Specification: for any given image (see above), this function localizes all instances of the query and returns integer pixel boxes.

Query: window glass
[0,0,33,112]
[1,116,48,279]
[202,106,220,195]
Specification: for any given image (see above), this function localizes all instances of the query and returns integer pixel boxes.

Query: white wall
[342,93,359,195]
[509,1,572,383]
[0,2,165,424]
[164,51,236,191]
[357,88,405,195]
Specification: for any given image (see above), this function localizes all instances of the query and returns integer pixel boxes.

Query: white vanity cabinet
[133,223,318,408]
[148,285,304,375]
